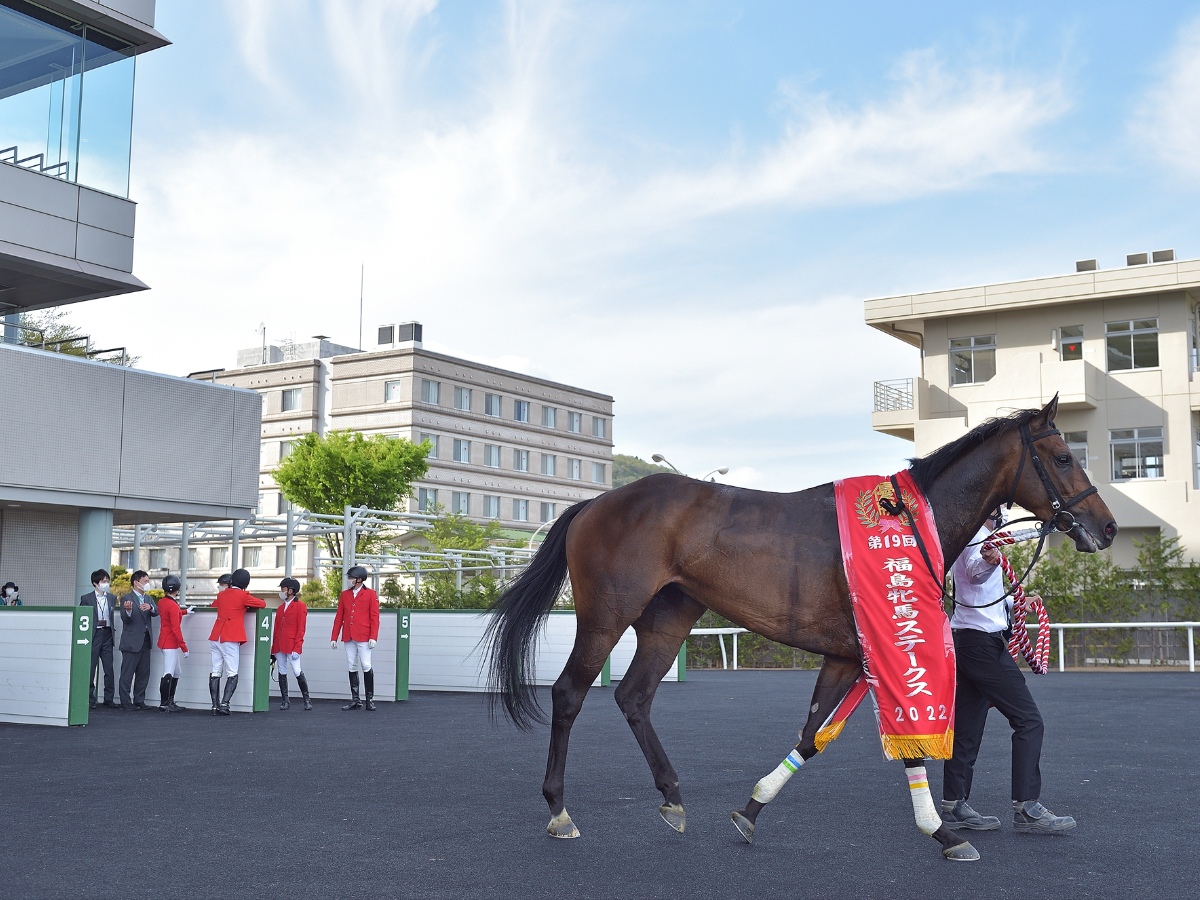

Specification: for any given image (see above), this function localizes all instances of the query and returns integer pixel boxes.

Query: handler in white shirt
[940,509,1076,834]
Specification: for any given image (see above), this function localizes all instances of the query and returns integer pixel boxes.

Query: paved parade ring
[0,669,1195,899]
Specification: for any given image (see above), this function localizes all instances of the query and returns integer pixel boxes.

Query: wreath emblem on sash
[854,481,918,530]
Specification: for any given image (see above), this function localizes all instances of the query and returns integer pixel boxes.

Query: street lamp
[700,467,730,482]
[651,453,683,475]
[528,517,556,550]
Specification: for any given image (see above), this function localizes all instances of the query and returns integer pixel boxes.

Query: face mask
[4,588,14,597]
[96,582,109,594]
[279,590,288,601]
[138,582,149,594]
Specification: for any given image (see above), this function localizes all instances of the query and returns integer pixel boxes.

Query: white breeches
[275,652,303,676]
[905,766,941,835]
[345,640,372,673]
[210,640,241,677]
[161,648,184,678]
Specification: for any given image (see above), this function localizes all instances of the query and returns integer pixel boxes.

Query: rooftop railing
[874,378,914,412]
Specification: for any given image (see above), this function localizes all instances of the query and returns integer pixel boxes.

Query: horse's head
[1007,396,1117,552]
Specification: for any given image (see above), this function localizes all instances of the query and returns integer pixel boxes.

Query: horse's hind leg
[900,759,979,861]
[612,586,705,834]
[732,655,860,843]
[543,624,624,838]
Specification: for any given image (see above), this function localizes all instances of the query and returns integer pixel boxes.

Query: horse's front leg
[901,759,979,861]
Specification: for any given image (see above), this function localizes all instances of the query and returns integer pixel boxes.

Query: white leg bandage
[905,766,941,835]
[751,749,805,804]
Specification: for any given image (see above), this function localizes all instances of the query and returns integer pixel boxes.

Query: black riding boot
[279,674,290,710]
[220,674,238,715]
[296,673,313,710]
[364,669,377,711]
[342,671,363,710]
[168,676,185,711]
[158,674,172,711]
[209,675,221,715]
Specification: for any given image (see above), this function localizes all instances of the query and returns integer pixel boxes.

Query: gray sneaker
[1013,801,1076,833]
[941,800,1000,831]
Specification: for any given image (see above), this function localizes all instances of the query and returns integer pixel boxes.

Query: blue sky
[70,0,1200,490]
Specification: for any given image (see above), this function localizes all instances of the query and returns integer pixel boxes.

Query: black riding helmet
[231,568,251,589]
[162,574,181,594]
[347,565,369,581]
[279,577,301,594]
[217,573,233,587]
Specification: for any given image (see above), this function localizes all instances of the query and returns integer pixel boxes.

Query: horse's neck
[925,446,1013,564]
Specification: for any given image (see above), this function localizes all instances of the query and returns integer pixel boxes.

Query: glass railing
[0,1,136,198]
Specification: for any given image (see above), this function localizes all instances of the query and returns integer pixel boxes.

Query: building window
[566,458,581,480]
[385,380,404,402]
[454,386,472,411]
[513,449,529,472]
[149,549,166,570]
[1106,319,1159,371]
[513,499,529,522]
[211,547,229,569]
[257,493,265,513]
[540,502,556,523]
[242,546,261,569]
[567,411,582,433]
[281,388,301,412]
[949,335,996,385]
[119,550,132,568]
[451,492,470,515]
[279,440,294,462]
[591,462,606,484]
[1059,326,1083,361]
[542,406,557,428]
[483,495,500,518]
[421,379,440,404]
[1110,427,1164,480]
[485,393,502,417]
[484,444,501,467]
[1064,431,1088,470]
[277,493,290,515]
[541,454,556,476]
[275,546,287,568]
[418,487,439,513]
[187,548,198,569]
[592,417,608,438]
[420,433,438,459]
[453,439,471,463]
[514,400,529,422]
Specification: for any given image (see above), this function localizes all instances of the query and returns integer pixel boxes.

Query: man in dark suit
[119,570,159,710]
[80,569,118,709]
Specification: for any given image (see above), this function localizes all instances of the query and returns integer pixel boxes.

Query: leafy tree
[613,454,674,488]
[18,306,139,366]
[273,431,429,560]
[111,564,131,598]
[424,511,506,551]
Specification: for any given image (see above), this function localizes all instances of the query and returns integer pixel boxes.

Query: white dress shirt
[949,526,1012,633]
[96,592,109,626]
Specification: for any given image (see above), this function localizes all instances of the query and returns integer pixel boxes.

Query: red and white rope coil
[982,530,1050,675]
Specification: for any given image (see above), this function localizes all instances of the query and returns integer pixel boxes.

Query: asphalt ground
[0,669,1196,900]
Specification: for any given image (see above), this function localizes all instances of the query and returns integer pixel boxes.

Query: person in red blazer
[156,574,191,713]
[271,577,311,711]
[330,565,380,711]
[208,568,267,715]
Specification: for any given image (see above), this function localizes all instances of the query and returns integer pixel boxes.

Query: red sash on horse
[815,470,956,760]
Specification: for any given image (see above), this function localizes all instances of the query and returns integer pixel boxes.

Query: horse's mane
[907,408,1042,494]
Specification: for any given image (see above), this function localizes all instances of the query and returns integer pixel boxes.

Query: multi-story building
[184,322,614,591]
[0,0,260,605]
[866,250,1200,566]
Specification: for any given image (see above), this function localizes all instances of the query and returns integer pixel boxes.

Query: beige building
[867,251,1200,566]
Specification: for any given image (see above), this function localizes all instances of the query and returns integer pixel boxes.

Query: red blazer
[331,586,380,643]
[157,597,188,652]
[208,588,267,643]
[271,598,307,655]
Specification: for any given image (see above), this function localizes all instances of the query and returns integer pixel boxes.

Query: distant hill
[613,454,675,488]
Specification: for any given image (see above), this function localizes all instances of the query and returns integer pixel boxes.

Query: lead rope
[982,530,1051,675]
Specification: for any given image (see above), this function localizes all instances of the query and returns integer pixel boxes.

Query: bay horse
[485,397,1116,860]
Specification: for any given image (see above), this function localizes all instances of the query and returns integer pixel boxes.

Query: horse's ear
[1035,394,1059,428]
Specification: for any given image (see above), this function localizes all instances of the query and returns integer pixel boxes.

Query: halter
[1003,421,1098,533]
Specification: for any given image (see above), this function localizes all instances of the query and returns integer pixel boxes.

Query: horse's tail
[485,498,594,730]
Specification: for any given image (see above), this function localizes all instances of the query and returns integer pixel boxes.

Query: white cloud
[1135,16,1200,179]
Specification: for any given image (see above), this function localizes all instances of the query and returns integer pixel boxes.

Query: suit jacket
[118,591,159,652]
[331,587,380,643]
[79,591,117,630]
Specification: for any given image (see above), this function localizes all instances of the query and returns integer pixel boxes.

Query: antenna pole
[359,264,364,351]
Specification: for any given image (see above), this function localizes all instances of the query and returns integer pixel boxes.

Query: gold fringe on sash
[813,720,847,753]
[879,730,955,761]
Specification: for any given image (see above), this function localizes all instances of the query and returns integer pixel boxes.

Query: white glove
[368,639,377,649]
[331,640,337,649]
[183,650,190,659]
[184,606,195,615]
[290,652,300,660]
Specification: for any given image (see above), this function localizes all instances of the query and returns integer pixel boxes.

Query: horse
[485,396,1117,860]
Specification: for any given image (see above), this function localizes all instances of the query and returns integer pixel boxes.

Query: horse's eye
[1056,454,1072,466]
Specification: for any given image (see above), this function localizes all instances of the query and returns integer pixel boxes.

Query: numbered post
[395,609,410,701]
[68,608,93,726]
[253,608,273,712]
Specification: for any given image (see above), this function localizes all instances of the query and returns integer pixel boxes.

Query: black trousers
[90,626,115,704]
[942,629,1044,803]
[119,634,152,707]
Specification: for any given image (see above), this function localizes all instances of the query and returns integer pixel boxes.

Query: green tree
[425,511,506,551]
[18,306,139,366]
[613,454,674,488]
[272,431,429,559]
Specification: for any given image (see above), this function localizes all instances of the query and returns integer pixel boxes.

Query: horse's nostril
[1104,522,1117,537]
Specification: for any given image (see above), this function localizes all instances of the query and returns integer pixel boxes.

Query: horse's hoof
[659,803,686,833]
[942,841,980,861]
[731,810,754,843]
[547,809,580,839]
